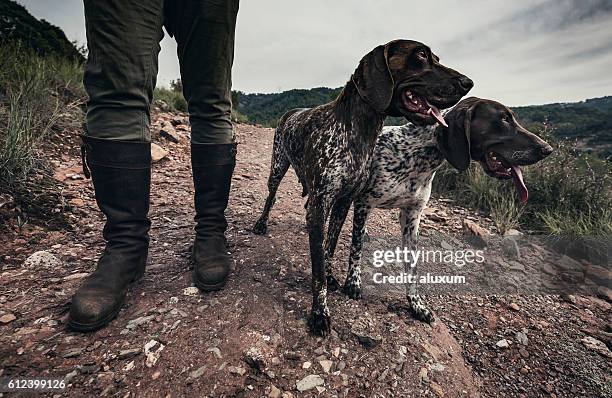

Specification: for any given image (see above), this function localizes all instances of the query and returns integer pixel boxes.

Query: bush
[153,87,187,112]
[0,44,84,190]
[432,126,611,236]
[527,140,611,235]
[154,85,249,123]
[0,44,84,229]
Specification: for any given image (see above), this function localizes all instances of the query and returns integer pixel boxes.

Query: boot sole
[193,273,227,292]
[67,301,123,332]
[190,248,229,292]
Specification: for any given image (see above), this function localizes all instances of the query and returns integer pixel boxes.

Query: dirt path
[1,110,610,397]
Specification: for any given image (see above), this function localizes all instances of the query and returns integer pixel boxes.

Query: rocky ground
[0,107,610,397]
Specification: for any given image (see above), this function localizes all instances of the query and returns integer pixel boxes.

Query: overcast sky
[19,0,612,106]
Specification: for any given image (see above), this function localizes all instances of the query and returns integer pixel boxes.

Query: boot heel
[133,267,145,282]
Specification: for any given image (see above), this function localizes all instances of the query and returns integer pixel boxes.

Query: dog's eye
[416,50,428,61]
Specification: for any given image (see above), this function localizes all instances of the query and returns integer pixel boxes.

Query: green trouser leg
[83,0,239,144]
[174,0,239,144]
[83,0,165,142]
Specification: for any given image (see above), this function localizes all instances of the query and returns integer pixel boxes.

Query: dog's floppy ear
[438,98,480,171]
[351,43,394,113]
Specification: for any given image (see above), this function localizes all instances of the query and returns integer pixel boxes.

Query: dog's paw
[252,219,268,235]
[407,295,434,324]
[309,308,331,337]
[363,229,371,242]
[342,281,362,300]
[327,275,341,292]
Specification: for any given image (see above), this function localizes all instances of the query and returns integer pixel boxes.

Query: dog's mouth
[401,89,448,127]
[481,151,529,203]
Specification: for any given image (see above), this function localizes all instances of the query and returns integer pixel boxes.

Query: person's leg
[173,0,239,291]
[175,0,239,144]
[69,0,164,331]
[84,0,165,142]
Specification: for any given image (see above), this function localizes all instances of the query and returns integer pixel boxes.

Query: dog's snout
[540,144,553,157]
[457,76,474,93]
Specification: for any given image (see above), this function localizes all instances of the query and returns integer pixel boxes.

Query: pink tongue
[427,104,448,127]
[510,165,528,203]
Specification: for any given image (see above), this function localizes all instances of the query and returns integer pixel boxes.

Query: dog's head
[438,97,554,203]
[352,39,473,126]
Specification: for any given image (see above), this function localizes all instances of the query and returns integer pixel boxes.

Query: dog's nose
[458,76,474,92]
[540,144,553,157]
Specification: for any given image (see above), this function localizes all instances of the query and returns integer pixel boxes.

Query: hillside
[0,0,84,62]
[235,89,612,158]
[234,87,341,127]
[514,96,612,157]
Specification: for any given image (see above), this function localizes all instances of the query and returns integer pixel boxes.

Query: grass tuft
[0,44,84,228]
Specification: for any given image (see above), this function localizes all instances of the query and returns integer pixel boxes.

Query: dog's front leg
[306,196,331,336]
[400,207,434,323]
[323,198,352,291]
[343,201,371,299]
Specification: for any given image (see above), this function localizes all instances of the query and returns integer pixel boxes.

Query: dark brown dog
[253,39,473,336]
[440,97,553,202]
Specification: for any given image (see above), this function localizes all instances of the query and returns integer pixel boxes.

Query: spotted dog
[339,97,553,322]
[253,39,473,336]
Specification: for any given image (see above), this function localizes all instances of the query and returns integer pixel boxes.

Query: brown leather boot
[191,143,236,291]
[68,136,151,332]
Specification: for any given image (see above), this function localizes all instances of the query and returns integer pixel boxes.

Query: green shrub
[231,109,249,124]
[0,44,84,228]
[153,87,187,112]
[527,142,611,235]
[0,44,84,189]
[154,85,249,123]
